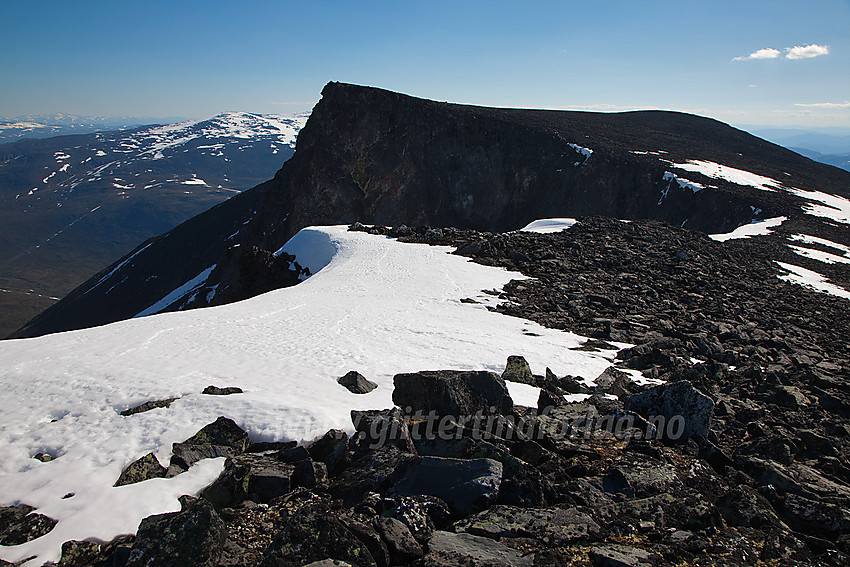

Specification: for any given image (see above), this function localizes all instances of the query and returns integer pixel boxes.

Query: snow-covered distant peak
[135,111,309,159]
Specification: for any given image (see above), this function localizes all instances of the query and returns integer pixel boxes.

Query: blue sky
[1,0,848,127]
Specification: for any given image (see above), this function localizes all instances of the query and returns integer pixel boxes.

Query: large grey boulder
[624,380,714,441]
[392,370,513,417]
[308,429,350,473]
[386,456,502,517]
[374,517,423,564]
[168,416,250,475]
[501,355,534,385]
[338,371,378,394]
[260,502,376,567]
[352,408,416,453]
[126,496,226,567]
[589,544,660,567]
[202,454,295,508]
[115,452,167,486]
[0,504,57,545]
[421,531,535,567]
[456,505,603,546]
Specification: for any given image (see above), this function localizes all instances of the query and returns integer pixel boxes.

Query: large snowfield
[0,224,625,564]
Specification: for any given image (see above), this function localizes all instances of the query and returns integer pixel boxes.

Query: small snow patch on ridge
[709,216,787,242]
[663,171,705,193]
[670,160,782,192]
[788,245,850,265]
[521,218,578,233]
[776,262,850,300]
[789,234,850,257]
[785,187,850,225]
[134,264,216,317]
[275,227,339,278]
[568,143,593,165]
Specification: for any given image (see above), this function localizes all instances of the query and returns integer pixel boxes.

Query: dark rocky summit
[13,82,850,338]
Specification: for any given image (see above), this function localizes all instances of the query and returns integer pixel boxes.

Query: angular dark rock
[120,397,179,416]
[203,454,295,507]
[291,459,328,490]
[457,505,603,546]
[593,367,634,398]
[589,544,660,567]
[115,452,167,486]
[781,493,850,538]
[502,355,534,385]
[330,445,416,507]
[715,485,781,529]
[594,493,719,533]
[58,540,101,567]
[277,445,311,463]
[386,456,502,517]
[421,531,535,567]
[373,517,423,564]
[126,496,226,567]
[381,495,450,544]
[338,371,378,394]
[537,389,567,413]
[0,504,57,545]
[624,380,714,441]
[308,429,349,473]
[351,408,415,453]
[260,502,376,567]
[339,515,390,567]
[169,416,250,475]
[392,370,513,417]
[202,385,244,396]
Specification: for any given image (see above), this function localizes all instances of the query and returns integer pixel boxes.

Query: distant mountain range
[0,112,306,337]
[743,126,850,173]
[0,114,190,144]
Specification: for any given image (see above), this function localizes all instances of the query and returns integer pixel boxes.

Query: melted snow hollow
[0,224,627,564]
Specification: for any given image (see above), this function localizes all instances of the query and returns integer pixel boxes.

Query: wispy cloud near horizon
[794,101,850,109]
[734,43,829,61]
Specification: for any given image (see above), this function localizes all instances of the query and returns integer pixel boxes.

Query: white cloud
[734,47,781,61]
[785,43,829,59]
[794,101,850,109]
[734,43,829,61]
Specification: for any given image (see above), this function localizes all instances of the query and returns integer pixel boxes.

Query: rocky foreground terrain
[3,219,849,566]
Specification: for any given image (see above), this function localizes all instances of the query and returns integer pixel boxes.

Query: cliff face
[12,82,850,338]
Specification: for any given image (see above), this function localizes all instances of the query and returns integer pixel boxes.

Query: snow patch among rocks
[520,218,578,233]
[0,224,624,564]
[776,261,850,300]
[709,217,787,242]
[670,160,782,192]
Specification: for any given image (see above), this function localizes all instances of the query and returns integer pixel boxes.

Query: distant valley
[0,112,306,337]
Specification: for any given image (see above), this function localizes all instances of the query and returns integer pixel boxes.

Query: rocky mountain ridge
[12,82,850,339]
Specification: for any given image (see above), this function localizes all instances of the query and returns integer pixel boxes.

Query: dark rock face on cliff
[12,82,850,338]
